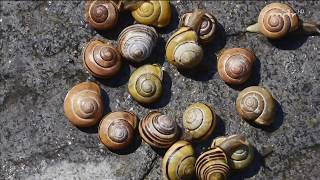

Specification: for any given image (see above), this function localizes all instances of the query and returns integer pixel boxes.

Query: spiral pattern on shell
[83,40,121,78]
[131,1,171,28]
[64,82,103,127]
[195,147,230,180]
[118,24,158,62]
[183,103,216,141]
[85,0,119,30]
[139,111,179,148]
[99,111,137,150]
[211,135,254,170]
[162,140,196,180]
[218,48,256,85]
[258,3,299,39]
[236,86,275,126]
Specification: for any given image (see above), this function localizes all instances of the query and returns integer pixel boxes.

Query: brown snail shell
[183,103,216,141]
[64,82,103,127]
[217,48,256,85]
[128,64,163,104]
[195,147,230,180]
[83,39,122,78]
[85,0,119,30]
[99,111,137,151]
[139,111,179,148]
[180,11,217,43]
[162,140,196,180]
[236,86,275,126]
[211,135,254,171]
[118,24,158,63]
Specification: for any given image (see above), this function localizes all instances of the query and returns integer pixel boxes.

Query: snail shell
[85,0,119,30]
[246,3,299,39]
[83,39,122,78]
[183,103,216,141]
[128,64,163,104]
[195,147,230,180]
[236,86,275,126]
[118,24,158,63]
[162,140,196,180]
[139,111,179,148]
[131,1,171,28]
[98,111,137,151]
[211,135,254,171]
[64,82,103,127]
[217,48,256,85]
[180,11,217,43]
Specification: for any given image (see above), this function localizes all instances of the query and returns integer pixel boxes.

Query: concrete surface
[1,1,319,180]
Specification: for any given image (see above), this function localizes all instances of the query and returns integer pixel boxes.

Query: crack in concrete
[140,155,158,180]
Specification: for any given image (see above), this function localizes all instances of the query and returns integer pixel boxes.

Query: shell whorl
[162,140,196,180]
[83,40,121,78]
[236,86,275,126]
[139,111,179,148]
[85,0,119,30]
[195,147,230,180]
[118,24,158,62]
[183,103,216,141]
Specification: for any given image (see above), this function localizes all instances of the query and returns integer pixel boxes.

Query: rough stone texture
[0,1,319,180]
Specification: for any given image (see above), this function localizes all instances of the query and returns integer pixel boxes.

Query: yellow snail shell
[98,111,137,151]
[195,147,230,180]
[118,24,158,63]
[183,103,216,141]
[211,135,254,171]
[246,3,299,39]
[139,111,179,148]
[85,0,119,30]
[64,82,103,127]
[236,86,276,126]
[217,48,256,85]
[162,140,196,180]
[83,39,122,78]
[128,64,163,104]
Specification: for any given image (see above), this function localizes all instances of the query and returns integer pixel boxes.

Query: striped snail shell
[166,10,205,69]
[99,111,137,151]
[236,86,275,126]
[83,39,122,78]
[183,103,216,141]
[211,135,254,171]
[85,0,119,30]
[246,3,299,39]
[64,82,103,127]
[217,48,256,85]
[180,11,217,43]
[195,147,230,180]
[128,64,163,104]
[139,111,179,148]
[162,140,196,180]
[118,24,158,63]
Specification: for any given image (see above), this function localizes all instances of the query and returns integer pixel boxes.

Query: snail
[85,0,120,30]
[162,140,196,180]
[195,147,230,180]
[211,135,254,171]
[246,3,320,39]
[64,82,103,127]
[139,111,179,148]
[236,86,275,126]
[183,103,216,141]
[217,48,256,85]
[118,24,158,63]
[180,10,218,43]
[166,10,205,69]
[128,64,163,104]
[98,111,137,151]
[83,39,122,79]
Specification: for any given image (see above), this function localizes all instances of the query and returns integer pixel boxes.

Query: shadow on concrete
[268,35,308,50]
[157,4,180,34]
